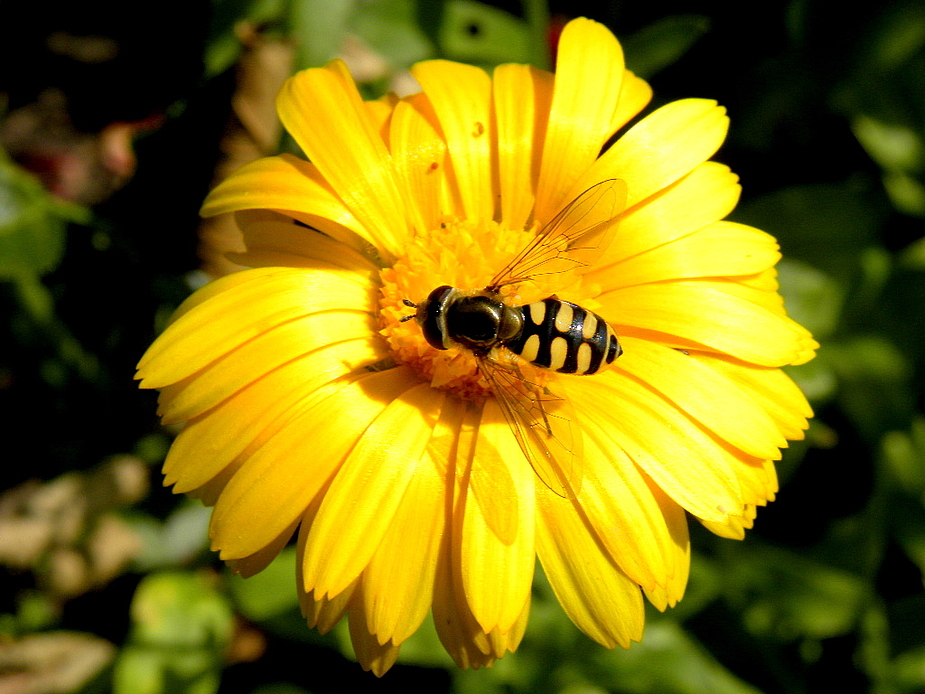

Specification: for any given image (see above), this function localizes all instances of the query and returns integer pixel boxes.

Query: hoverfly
[402,179,627,498]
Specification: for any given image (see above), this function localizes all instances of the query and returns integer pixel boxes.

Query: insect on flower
[401,178,627,498]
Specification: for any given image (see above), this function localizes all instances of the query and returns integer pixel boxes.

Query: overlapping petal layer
[138,17,815,675]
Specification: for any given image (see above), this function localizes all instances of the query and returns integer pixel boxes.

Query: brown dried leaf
[0,632,115,694]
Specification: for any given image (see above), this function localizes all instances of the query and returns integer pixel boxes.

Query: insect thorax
[445,292,523,353]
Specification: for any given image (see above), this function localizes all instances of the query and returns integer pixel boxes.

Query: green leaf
[670,553,725,621]
[228,546,299,621]
[114,571,233,694]
[437,0,531,66]
[128,571,234,647]
[852,115,923,173]
[881,417,925,493]
[882,170,925,217]
[0,150,85,280]
[288,0,358,70]
[776,258,844,340]
[452,562,759,694]
[822,335,914,440]
[888,592,925,658]
[114,646,222,694]
[724,544,869,641]
[392,614,456,669]
[856,602,892,689]
[852,115,925,216]
[130,500,212,571]
[832,2,925,217]
[785,358,838,405]
[587,622,763,694]
[113,648,166,694]
[623,15,711,79]
[733,183,888,280]
[894,643,925,692]
[350,0,434,69]
[863,1,925,71]
[227,548,341,646]
[133,433,172,465]
[16,591,59,632]
[888,491,925,580]
[205,0,290,76]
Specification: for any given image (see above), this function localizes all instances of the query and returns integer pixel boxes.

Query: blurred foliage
[113,571,234,694]
[1,0,924,693]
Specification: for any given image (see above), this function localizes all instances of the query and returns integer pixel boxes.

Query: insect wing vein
[479,357,583,498]
[487,178,627,291]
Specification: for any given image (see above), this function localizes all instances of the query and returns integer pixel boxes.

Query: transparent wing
[479,356,583,498]
[487,178,627,292]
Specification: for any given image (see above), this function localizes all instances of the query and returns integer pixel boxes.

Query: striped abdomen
[505,298,621,375]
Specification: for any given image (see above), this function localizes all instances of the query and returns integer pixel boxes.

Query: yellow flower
[137,17,816,676]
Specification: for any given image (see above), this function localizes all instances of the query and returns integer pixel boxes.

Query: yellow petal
[687,276,786,312]
[431,403,525,670]
[697,354,812,439]
[389,94,451,236]
[611,70,652,133]
[599,221,781,290]
[581,98,729,209]
[296,502,355,633]
[360,434,448,646]
[199,155,377,254]
[137,268,375,389]
[669,280,819,364]
[150,265,274,326]
[700,503,758,540]
[733,459,779,507]
[613,337,787,459]
[278,62,408,257]
[157,311,380,424]
[411,60,494,222]
[641,481,690,610]
[300,585,353,634]
[226,515,299,579]
[432,530,528,669]
[600,282,811,367]
[493,63,551,230]
[459,399,536,634]
[133,15,818,671]
[574,373,745,522]
[432,547,495,669]
[348,609,400,677]
[536,17,626,221]
[209,367,418,560]
[160,339,385,490]
[232,209,380,275]
[592,161,741,271]
[364,94,395,140]
[302,383,444,598]
[468,402,519,546]
[182,455,241,508]
[536,488,644,649]
[561,396,688,591]
[741,267,781,293]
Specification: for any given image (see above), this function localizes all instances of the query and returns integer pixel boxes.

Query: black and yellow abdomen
[505,298,621,375]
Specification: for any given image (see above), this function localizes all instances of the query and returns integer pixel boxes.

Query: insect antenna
[399,298,418,322]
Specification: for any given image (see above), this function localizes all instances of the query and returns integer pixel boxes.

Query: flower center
[378,217,596,401]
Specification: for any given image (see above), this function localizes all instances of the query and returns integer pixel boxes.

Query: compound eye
[418,285,455,350]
